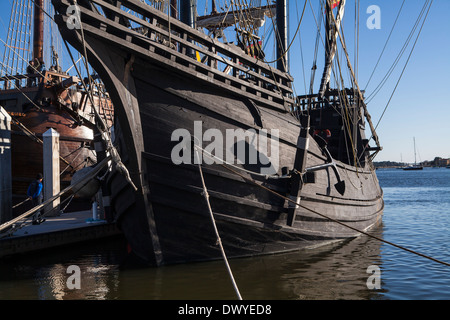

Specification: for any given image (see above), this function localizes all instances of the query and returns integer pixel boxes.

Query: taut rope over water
[194,145,243,300]
[195,145,450,268]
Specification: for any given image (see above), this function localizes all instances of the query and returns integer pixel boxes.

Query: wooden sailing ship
[0,0,113,208]
[52,0,384,266]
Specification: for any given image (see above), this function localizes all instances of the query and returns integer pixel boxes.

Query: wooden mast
[319,0,345,98]
[33,0,44,63]
[180,0,196,28]
[276,0,288,72]
[180,0,196,57]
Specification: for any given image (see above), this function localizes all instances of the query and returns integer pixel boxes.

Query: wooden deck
[0,210,121,258]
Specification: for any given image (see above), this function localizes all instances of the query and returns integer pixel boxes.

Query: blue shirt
[27,180,43,199]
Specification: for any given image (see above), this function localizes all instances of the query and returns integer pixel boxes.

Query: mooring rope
[2,191,80,239]
[12,198,30,209]
[194,145,450,268]
[0,156,111,233]
[193,145,243,300]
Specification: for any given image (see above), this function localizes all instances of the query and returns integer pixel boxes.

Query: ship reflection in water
[0,225,385,300]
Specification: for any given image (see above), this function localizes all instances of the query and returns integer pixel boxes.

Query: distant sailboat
[403,137,423,170]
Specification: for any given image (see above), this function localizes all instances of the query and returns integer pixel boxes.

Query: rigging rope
[366,0,433,155]
[365,0,430,104]
[304,1,363,168]
[69,0,137,191]
[4,191,77,239]
[354,0,359,82]
[1,0,33,75]
[308,0,324,95]
[364,0,405,91]
[0,37,47,79]
[193,144,450,268]
[322,4,381,153]
[260,0,308,66]
[295,0,307,94]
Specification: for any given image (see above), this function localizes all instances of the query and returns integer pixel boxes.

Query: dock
[0,210,121,258]
[1,103,121,259]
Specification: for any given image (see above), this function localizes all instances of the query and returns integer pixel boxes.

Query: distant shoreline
[374,162,450,169]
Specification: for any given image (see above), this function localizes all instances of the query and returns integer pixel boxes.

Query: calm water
[0,168,449,300]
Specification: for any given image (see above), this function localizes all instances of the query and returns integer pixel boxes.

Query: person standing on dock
[27,173,45,225]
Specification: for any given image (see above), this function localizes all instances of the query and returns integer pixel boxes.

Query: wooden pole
[0,107,12,223]
[43,128,60,216]
[180,0,196,57]
[286,115,309,226]
[33,0,44,63]
[93,129,110,221]
[276,0,288,72]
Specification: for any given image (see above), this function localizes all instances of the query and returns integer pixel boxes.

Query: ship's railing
[0,70,113,128]
[0,70,71,90]
[297,88,362,111]
[55,0,296,112]
[0,73,42,90]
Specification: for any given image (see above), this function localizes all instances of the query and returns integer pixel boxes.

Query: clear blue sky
[0,0,448,163]
[283,0,450,163]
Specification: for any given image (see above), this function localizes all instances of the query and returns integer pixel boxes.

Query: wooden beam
[56,2,295,111]
[287,115,310,226]
[196,5,275,29]
[43,128,60,216]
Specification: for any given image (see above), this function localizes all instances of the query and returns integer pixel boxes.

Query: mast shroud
[319,0,345,97]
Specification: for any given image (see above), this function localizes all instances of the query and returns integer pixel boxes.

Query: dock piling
[43,128,60,216]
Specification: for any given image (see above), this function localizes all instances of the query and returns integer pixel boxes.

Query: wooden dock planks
[0,210,121,258]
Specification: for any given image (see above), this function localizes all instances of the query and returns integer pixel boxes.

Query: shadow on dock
[0,210,122,259]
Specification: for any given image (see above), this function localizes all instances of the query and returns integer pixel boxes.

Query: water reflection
[4,168,449,300]
[229,229,386,300]
[0,223,387,299]
[0,236,126,300]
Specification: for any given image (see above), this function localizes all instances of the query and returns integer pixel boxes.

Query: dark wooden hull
[113,63,383,264]
[53,0,383,266]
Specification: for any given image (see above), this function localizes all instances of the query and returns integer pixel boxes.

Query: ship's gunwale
[54,0,296,113]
